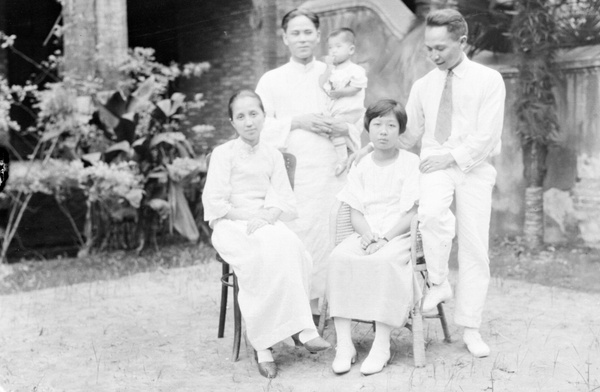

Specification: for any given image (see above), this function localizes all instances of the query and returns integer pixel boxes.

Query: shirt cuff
[450,146,475,172]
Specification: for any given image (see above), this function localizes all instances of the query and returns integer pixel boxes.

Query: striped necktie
[434,70,453,144]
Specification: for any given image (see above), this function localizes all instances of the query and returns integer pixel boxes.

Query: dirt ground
[0,259,599,392]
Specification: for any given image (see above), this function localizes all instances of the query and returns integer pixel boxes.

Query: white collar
[233,137,260,157]
[288,57,316,72]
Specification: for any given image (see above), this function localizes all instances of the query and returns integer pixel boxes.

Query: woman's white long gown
[202,138,315,350]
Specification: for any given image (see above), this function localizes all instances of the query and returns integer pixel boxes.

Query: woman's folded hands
[246,208,282,234]
[246,218,269,235]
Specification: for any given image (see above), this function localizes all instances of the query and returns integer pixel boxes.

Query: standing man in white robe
[256,8,362,316]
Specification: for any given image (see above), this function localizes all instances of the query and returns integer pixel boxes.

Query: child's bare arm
[350,207,379,250]
[319,56,336,92]
[382,204,418,240]
[328,86,361,99]
[319,66,334,92]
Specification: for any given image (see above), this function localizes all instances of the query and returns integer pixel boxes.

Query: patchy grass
[0,239,215,295]
[488,237,600,293]
[0,235,599,296]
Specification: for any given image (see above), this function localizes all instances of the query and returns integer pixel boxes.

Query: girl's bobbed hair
[364,99,407,134]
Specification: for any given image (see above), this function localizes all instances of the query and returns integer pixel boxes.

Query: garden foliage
[0,33,214,261]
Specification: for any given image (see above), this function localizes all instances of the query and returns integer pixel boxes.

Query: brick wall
[176,0,262,148]
[175,0,308,150]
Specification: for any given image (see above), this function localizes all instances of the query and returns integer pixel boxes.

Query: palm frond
[458,0,514,56]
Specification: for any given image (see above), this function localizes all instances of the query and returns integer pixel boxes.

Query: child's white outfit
[323,62,367,171]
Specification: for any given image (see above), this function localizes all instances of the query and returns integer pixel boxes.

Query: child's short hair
[364,99,407,134]
[328,28,355,45]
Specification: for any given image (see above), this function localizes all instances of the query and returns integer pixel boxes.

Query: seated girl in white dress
[202,90,330,379]
[326,99,422,376]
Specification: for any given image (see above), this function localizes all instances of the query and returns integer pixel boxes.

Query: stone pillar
[62,0,128,89]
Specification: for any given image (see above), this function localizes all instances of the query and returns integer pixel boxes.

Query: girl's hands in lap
[360,232,379,250]
[247,218,269,235]
[365,238,387,255]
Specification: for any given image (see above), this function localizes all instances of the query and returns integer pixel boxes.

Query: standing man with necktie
[400,9,506,358]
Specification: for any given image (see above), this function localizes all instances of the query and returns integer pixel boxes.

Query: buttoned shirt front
[400,55,506,172]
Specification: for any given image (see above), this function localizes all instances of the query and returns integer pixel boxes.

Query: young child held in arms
[319,27,367,176]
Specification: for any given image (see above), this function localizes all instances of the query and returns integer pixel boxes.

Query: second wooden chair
[216,152,297,362]
[318,201,451,367]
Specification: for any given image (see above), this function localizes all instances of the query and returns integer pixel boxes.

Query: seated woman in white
[327,99,421,376]
[202,90,330,379]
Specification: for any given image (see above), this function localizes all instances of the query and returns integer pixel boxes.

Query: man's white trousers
[418,162,497,328]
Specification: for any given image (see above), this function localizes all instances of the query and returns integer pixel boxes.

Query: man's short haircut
[328,28,356,44]
[364,99,407,134]
[281,8,320,31]
[426,9,468,40]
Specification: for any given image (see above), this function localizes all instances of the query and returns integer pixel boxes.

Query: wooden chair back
[281,152,296,189]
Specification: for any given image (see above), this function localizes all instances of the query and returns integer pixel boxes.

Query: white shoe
[360,348,390,376]
[422,279,452,313]
[463,329,490,358]
[332,344,357,374]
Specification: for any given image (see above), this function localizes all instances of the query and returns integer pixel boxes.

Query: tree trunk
[62,0,128,89]
[0,0,7,78]
[522,140,548,248]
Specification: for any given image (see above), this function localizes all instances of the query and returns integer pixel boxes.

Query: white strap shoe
[332,344,357,374]
[422,279,453,313]
[360,348,390,376]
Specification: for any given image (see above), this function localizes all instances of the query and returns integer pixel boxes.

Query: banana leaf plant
[91,75,200,251]
[457,0,564,248]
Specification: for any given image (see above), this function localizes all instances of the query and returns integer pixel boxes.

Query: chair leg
[437,303,452,343]
[318,298,328,336]
[411,307,426,368]
[232,273,242,362]
[218,257,229,339]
